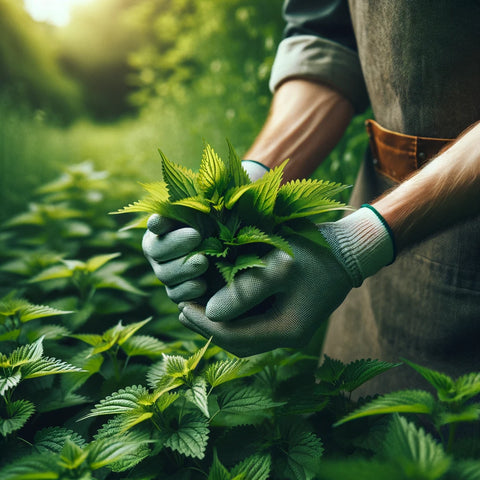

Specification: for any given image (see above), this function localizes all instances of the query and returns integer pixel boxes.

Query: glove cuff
[241,160,270,181]
[319,206,396,287]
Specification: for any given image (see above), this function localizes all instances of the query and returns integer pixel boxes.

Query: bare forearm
[373,122,480,252]
[244,79,354,181]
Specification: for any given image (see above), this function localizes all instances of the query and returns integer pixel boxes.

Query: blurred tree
[0,0,82,120]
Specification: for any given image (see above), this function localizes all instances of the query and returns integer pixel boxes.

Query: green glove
[142,214,209,302]
[178,205,395,357]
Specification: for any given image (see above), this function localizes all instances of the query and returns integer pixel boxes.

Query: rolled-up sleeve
[269,0,369,113]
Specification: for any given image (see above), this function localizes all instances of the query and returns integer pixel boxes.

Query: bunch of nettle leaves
[0,154,480,480]
[117,142,350,285]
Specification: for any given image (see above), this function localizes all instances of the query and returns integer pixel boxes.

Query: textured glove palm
[179,235,352,356]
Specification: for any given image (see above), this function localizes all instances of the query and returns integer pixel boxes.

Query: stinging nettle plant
[116,141,351,285]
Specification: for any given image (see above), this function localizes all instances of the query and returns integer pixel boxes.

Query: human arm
[243,79,353,180]
[373,121,480,251]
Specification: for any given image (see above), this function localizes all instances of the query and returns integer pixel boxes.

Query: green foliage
[117,143,349,285]
[334,390,437,426]
[317,355,401,395]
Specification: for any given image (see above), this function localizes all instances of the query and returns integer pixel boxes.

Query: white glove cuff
[241,160,270,181]
[319,205,396,287]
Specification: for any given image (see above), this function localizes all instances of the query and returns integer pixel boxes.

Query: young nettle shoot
[117,142,351,286]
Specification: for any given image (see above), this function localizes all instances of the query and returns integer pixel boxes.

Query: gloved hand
[142,214,209,302]
[178,205,395,357]
[141,160,270,303]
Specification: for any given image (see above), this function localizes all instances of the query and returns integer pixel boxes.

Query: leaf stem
[447,423,458,453]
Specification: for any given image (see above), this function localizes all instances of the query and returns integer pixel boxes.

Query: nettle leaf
[197,143,228,198]
[447,372,480,404]
[404,360,480,405]
[161,411,209,459]
[94,415,130,441]
[226,139,250,187]
[224,183,255,210]
[276,421,323,480]
[381,414,450,479]
[141,181,170,202]
[196,237,230,258]
[0,370,21,396]
[402,358,455,400]
[114,197,166,215]
[0,454,59,480]
[151,379,185,404]
[217,386,284,414]
[204,358,249,388]
[216,254,266,285]
[85,252,121,272]
[0,297,72,323]
[61,348,104,393]
[114,410,154,433]
[437,403,480,426]
[281,218,330,249]
[111,317,152,346]
[34,427,85,454]
[28,264,74,283]
[164,355,190,378]
[242,161,286,216]
[156,391,180,412]
[0,325,20,342]
[316,355,346,383]
[21,357,83,379]
[341,359,402,393]
[185,376,210,417]
[81,385,151,420]
[231,453,272,480]
[447,460,480,480]
[105,431,152,472]
[120,335,168,358]
[58,439,88,470]
[335,390,436,427]
[186,338,212,371]
[0,399,35,437]
[228,226,293,256]
[274,178,349,221]
[160,150,198,201]
[74,318,151,356]
[28,324,70,342]
[172,195,211,213]
[5,336,44,368]
[94,272,147,296]
[208,450,230,480]
[71,333,103,347]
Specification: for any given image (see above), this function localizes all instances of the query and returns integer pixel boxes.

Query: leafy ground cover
[1,157,480,479]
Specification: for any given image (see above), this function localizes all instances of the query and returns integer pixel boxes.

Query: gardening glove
[178,205,395,357]
[141,160,268,304]
[142,214,209,302]
[241,159,270,181]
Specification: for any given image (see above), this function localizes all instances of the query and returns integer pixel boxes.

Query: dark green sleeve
[269,0,369,113]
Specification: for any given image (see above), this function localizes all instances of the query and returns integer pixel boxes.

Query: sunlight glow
[24,0,96,27]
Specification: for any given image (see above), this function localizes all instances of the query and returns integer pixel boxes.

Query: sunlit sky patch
[24,0,96,27]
